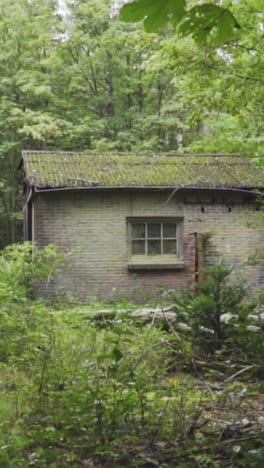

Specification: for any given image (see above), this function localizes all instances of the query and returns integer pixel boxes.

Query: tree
[0,0,64,245]
[0,0,263,246]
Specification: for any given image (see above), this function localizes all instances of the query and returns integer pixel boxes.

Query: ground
[0,300,263,467]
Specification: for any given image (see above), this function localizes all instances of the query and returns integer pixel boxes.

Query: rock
[176,322,191,331]
[220,313,238,323]
[241,417,251,428]
[93,309,116,320]
[199,325,214,334]
[131,306,177,322]
[116,308,133,313]
[248,314,260,322]
[246,325,261,332]
[252,305,264,322]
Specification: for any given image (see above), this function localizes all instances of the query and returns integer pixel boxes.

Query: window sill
[127,256,184,270]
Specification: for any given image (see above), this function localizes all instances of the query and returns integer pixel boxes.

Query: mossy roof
[22,151,264,190]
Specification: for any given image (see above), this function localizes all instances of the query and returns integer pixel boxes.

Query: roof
[22,151,264,191]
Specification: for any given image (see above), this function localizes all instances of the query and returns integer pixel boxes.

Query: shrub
[172,263,248,353]
[0,242,67,362]
[0,242,66,303]
[190,262,247,351]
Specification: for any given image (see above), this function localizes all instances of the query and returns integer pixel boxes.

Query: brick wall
[32,189,264,302]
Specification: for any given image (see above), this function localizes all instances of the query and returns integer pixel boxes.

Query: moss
[22,151,264,189]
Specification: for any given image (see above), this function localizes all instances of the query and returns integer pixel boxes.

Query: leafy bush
[190,263,247,351]
[0,242,66,302]
[172,263,247,352]
[0,305,210,466]
[0,243,67,362]
[171,263,264,371]
[0,245,262,465]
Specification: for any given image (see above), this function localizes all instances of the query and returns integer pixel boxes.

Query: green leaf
[120,0,154,22]
[120,1,239,45]
[120,0,186,32]
[179,4,240,46]
[214,8,240,45]
[112,347,123,362]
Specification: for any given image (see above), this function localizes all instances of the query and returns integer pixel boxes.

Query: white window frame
[127,218,184,270]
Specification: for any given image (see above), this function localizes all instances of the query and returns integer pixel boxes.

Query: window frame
[127,217,184,270]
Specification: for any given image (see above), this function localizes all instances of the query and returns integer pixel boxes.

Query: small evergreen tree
[189,262,246,351]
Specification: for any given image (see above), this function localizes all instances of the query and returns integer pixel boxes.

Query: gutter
[23,186,33,209]
[31,185,264,196]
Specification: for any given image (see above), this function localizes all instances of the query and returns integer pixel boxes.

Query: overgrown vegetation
[0,1,263,464]
[0,243,263,467]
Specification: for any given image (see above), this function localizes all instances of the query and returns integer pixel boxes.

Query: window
[128,219,184,269]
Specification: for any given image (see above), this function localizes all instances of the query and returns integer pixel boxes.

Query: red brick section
[185,233,197,288]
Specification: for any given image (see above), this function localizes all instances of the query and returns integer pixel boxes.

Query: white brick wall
[32,189,264,301]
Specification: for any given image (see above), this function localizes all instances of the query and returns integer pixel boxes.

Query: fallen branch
[223,365,254,384]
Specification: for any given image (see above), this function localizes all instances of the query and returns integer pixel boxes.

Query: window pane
[147,223,161,238]
[131,223,145,238]
[132,240,145,255]
[148,240,161,255]
[163,223,177,238]
[163,240,177,255]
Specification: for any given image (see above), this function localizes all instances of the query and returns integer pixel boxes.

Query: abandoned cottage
[22,151,264,301]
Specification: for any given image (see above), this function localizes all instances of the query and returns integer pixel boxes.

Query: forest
[1,0,264,246]
[0,0,263,466]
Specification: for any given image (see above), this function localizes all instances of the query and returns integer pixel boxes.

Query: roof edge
[21,150,243,158]
[32,185,263,195]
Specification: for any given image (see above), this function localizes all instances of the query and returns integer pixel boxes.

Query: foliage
[0,243,67,363]
[172,263,264,369]
[0,244,263,465]
[0,0,262,462]
[120,0,240,45]
[0,244,201,465]
[0,242,67,302]
[0,0,262,245]
[190,262,247,351]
